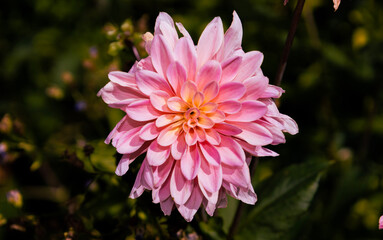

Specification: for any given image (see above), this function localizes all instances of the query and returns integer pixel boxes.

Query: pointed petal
[150,34,175,77]
[192,92,204,108]
[219,11,243,60]
[108,71,136,88]
[178,185,203,222]
[174,37,197,81]
[160,197,174,215]
[115,154,134,176]
[197,17,224,69]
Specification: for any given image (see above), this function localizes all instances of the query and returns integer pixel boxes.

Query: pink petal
[230,122,273,146]
[125,99,161,121]
[220,55,242,84]
[334,0,341,11]
[139,121,159,141]
[202,81,219,103]
[174,37,197,81]
[279,114,299,135]
[166,61,187,95]
[158,20,178,50]
[213,123,242,135]
[115,126,145,154]
[218,100,241,114]
[222,164,250,189]
[214,82,246,103]
[206,110,225,123]
[259,85,285,98]
[150,35,175,77]
[135,69,172,96]
[200,102,218,113]
[237,139,279,157]
[171,133,187,160]
[152,156,174,188]
[205,128,221,145]
[157,123,183,146]
[197,17,224,69]
[216,136,245,167]
[158,177,172,202]
[233,51,264,82]
[195,60,222,90]
[147,140,171,166]
[97,82,146,109]
[108,71,136,88]
[115,141,150,176]
[180,81,198,104]
[185,127,198,146]
[195,126,206,142]
[155,12,176,35]
[167,96,189,112]
[155,113,183,128]
[198,156,222,193]
[175,22,192,39]
[178,185,203,222]
[192,92,204,108]
[150,90,171,112]
[198,141,221,166]
[160,197,174,216]
[130,160,153,198]
[242,75,269,100]
[217,11,243,61]
[170,161,193,205]
[197,114,215,129]
[115,154,134,176]
[225,100,267,122]
[181,145,201,180]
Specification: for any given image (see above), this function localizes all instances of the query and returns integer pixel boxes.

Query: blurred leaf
[89,141,116,174]
[236,161,329,240]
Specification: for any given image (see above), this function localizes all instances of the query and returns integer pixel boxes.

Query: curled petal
[177,185,203,222]
[197,114,215,129]
[198,156,222,193]
[198,141,221,166]
[202,81,219,103]
[206,110,225,123]
[157,122,183,146]
[217,11,243,61]
[108,71,136,88]
[167,96,189,112]
[139,121,159,141]
[156,113,183,128]
[231,122,273,146]
[115,126,145,154]
[180,81,198,104]
[171,133,187,160]
[220,55,242,84]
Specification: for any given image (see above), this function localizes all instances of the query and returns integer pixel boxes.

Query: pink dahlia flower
[98,11,298,221]
[380,215,383,229]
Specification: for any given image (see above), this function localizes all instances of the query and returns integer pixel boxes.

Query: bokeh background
[1,0,383,239]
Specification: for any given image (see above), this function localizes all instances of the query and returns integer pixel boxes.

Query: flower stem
[227,0,306,238]
[274,0,306,87]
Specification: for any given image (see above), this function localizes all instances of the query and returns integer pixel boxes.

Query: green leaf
[235,160,330,240]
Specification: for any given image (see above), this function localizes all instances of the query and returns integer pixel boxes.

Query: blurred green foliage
[1,0,383,239]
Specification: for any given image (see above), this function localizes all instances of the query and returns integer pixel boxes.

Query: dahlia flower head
[98,11,298,221]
